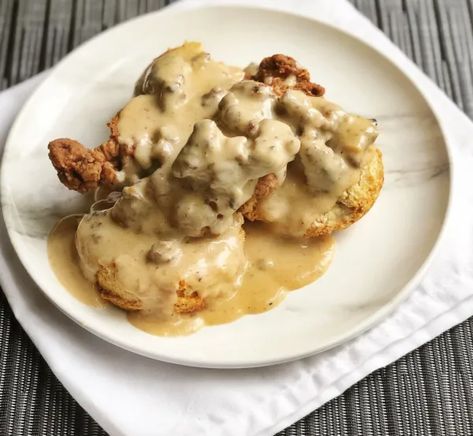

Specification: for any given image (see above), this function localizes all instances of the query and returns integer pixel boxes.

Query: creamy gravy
[76,208,246,317]
[199,222,333,325]
[112,45,302,239]
[111,45,378,241]
[259,146,377,237]
[47,44,378,336]
[116,42,244,183]
[48,218,334,336]
[48,216,105,307]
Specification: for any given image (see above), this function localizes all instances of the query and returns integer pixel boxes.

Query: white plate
[1,5,451,368]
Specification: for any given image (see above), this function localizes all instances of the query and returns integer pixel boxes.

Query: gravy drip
[48,216,105,307]
[48,218,333,336]
[76,208,246,318]
[116,42,245,183]
[256,91,378,236]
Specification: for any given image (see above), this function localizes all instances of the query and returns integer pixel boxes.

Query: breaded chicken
[48,53,324,193]
[48,117,122,193]
[51,51,382,239]
[239,55,383,237]
[247,54,325,97]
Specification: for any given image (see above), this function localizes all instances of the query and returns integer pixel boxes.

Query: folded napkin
[1,1,473,435]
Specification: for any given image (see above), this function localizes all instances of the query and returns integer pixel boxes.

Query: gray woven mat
[1,1,473,434]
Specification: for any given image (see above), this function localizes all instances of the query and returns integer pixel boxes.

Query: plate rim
[0,4,454,368]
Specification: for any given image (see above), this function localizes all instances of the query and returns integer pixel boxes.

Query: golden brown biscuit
[239,173,279,221]
[304,147,384,237]
[240,53,383,237]
[240,147,384,237]
[96,264,205,314]
[96,262,143,310]
[174,280,206,314]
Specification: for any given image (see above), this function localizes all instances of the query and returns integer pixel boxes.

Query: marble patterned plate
[0,5,451,368]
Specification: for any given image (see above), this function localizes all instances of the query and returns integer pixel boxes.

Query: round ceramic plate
[1,5,451,368]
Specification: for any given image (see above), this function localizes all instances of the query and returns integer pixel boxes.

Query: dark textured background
[1,1,473,435]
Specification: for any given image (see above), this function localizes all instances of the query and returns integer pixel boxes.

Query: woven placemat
[1,1,473,434]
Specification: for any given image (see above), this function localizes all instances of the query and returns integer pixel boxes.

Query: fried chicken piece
[240,55,383,237]
[234,55,326,222]
[48,116,123,193]
[48,53,323,194]
[96,264,205,314]
[248,54,325,97]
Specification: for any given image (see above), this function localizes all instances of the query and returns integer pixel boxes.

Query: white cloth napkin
[1,1,473,435]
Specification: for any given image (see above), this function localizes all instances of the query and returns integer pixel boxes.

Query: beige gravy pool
[48,216,105,308]
[48,218,334,336]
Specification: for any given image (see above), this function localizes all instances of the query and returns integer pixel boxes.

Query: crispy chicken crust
[48,54,324,193]
[239,55,383,237]
[248,54,325,97]
[48,116,122,193]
